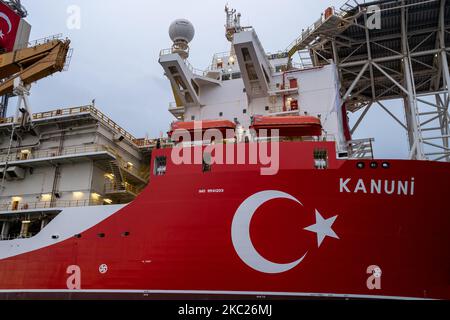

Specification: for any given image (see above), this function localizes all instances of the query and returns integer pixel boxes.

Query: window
[314,149,328,169]
[97,233,105,238]
[232,72,242,79]
[174,75,187,90]
[184,92,194,103]
[246,64,258,81]
[243,109,247,114]
[242,48,251,62]
[203,153,212,173]
[222,74,231,81]
[265,106,269,111]
[11,200,19,211]
[191,79,199,95]
[168,66,178,75]
[219,112,223,117]
[154,156,167,176]
[191,115,195,121]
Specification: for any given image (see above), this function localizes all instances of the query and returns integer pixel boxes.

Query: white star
[0,29,4,39]
[304,209,339,247]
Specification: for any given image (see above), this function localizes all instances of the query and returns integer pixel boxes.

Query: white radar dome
[169,19,195,43]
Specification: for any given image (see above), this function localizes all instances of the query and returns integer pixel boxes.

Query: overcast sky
[13,0,409,158]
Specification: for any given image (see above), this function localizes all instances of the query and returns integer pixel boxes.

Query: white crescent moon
[0,12,12,34]
[231,190,308,274]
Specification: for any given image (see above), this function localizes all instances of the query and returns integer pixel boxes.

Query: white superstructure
[159,6,348,152]
[0,105,156,240]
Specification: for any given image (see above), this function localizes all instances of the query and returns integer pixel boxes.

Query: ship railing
[27,33,64,48]
[0,104,162,149]
[159,48,208,77]
[104,182,143,195]
[0,199,104,212]
[87,106,140,143]
[267,51,290,60]
[159,46,191,57]
[183,59,208,77]
[267,105,300,114]
[159,48,173,56]
[285,6,355,55]
[169,102,185,110]
[0,117,14,124]
[115,158,150,183]
[207,52,235,70]
[286,15,326,54]
[268,83,299,93]
[0,144,111,163]
[133,137,173,149]
[347,138,374,159]
[322,134,336,142]
[0,233,40,240]
[212,51,232,61]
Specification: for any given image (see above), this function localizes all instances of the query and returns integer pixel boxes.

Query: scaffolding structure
[289,0,450,161]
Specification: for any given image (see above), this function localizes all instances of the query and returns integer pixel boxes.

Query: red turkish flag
[0,2,20,52]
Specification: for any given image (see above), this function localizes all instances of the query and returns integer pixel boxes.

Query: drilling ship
[0,0,449,300]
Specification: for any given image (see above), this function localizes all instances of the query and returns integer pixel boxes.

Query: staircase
[109,160,124,188]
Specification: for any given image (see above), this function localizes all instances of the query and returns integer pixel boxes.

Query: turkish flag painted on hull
[0,2,20,52]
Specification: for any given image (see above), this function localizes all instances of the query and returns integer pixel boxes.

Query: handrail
[116,159,149,182]
[0,104,160,148]
[159,47,209,77]
[169,101,184,110]
[347,138,374,159]
[269,83,299,92]
[0,199,104,212]
[104,182,143,195]
[27,34,63,48]
[286,6,356,56]
[0,144,111,163]
[268,105,300,114]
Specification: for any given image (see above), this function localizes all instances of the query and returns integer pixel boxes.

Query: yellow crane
[0,39,71,97]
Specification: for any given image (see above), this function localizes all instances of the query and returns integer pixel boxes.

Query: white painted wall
[0,113,149,210]
[183,63,343,147]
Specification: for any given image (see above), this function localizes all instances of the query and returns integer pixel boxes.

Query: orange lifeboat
[169,120,236,140]
[250,115,322,137]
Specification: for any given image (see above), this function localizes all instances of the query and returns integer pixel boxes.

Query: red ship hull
[0,142,449,300]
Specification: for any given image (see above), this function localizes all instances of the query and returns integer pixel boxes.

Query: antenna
[224,5,249,42]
